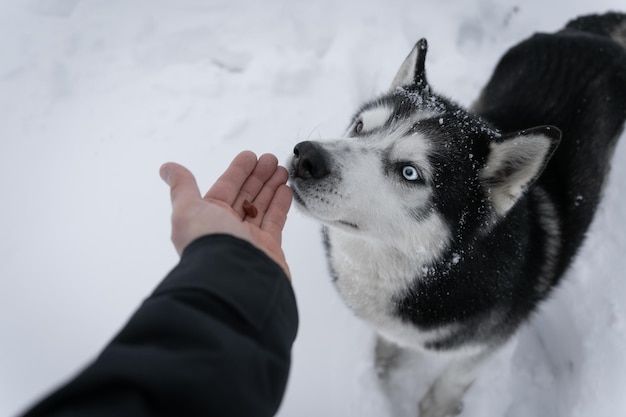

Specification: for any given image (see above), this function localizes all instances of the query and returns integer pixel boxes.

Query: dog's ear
[481,126,561,216]
[390,38,428,90]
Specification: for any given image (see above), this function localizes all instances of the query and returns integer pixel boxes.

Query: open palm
[160,151,293,279]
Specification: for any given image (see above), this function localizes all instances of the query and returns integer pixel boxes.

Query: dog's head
[289,39,560,255]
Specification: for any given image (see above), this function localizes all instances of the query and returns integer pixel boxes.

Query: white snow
[1,0,625,416]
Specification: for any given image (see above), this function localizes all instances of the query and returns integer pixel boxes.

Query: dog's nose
[292,141,330,179]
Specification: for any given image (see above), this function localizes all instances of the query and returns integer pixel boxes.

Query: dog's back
[473,12,626,280]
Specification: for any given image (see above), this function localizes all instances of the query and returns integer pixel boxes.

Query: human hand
[160,151,293,279]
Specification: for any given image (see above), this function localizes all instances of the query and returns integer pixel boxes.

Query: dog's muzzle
[292,141,331,180]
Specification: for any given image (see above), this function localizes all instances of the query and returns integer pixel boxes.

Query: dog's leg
[418,350,491,417]
[375,336,424,417]
[375,336,403,379]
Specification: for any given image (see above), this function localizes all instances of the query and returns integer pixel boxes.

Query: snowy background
[1,0,625,416]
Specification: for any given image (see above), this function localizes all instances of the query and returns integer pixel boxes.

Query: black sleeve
[22,234,299,417]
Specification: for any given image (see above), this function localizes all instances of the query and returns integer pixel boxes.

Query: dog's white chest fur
[327,227,448,349]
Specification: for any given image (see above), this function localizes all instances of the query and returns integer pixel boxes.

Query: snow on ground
[0,0,625,416]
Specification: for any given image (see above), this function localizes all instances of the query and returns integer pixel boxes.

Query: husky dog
[289,12,626,417]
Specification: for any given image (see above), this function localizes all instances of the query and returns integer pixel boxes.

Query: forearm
[23,234,298,417]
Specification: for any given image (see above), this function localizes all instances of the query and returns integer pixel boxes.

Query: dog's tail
[565,12,626,50]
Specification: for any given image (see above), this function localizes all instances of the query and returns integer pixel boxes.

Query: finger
[260,184,293,243]
[231,153,280,216]
[243,165,289,225]
[204,151,258,206]
[160,162,201,208]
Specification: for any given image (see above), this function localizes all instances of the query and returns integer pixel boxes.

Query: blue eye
[402,165,421,181]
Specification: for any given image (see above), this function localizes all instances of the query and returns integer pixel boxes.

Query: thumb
[160,162,201,207]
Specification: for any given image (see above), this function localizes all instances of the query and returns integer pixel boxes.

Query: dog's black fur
[392,12,626,352]
[474,12,626,275]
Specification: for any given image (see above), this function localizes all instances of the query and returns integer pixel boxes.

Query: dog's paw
[418,386,463,417]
